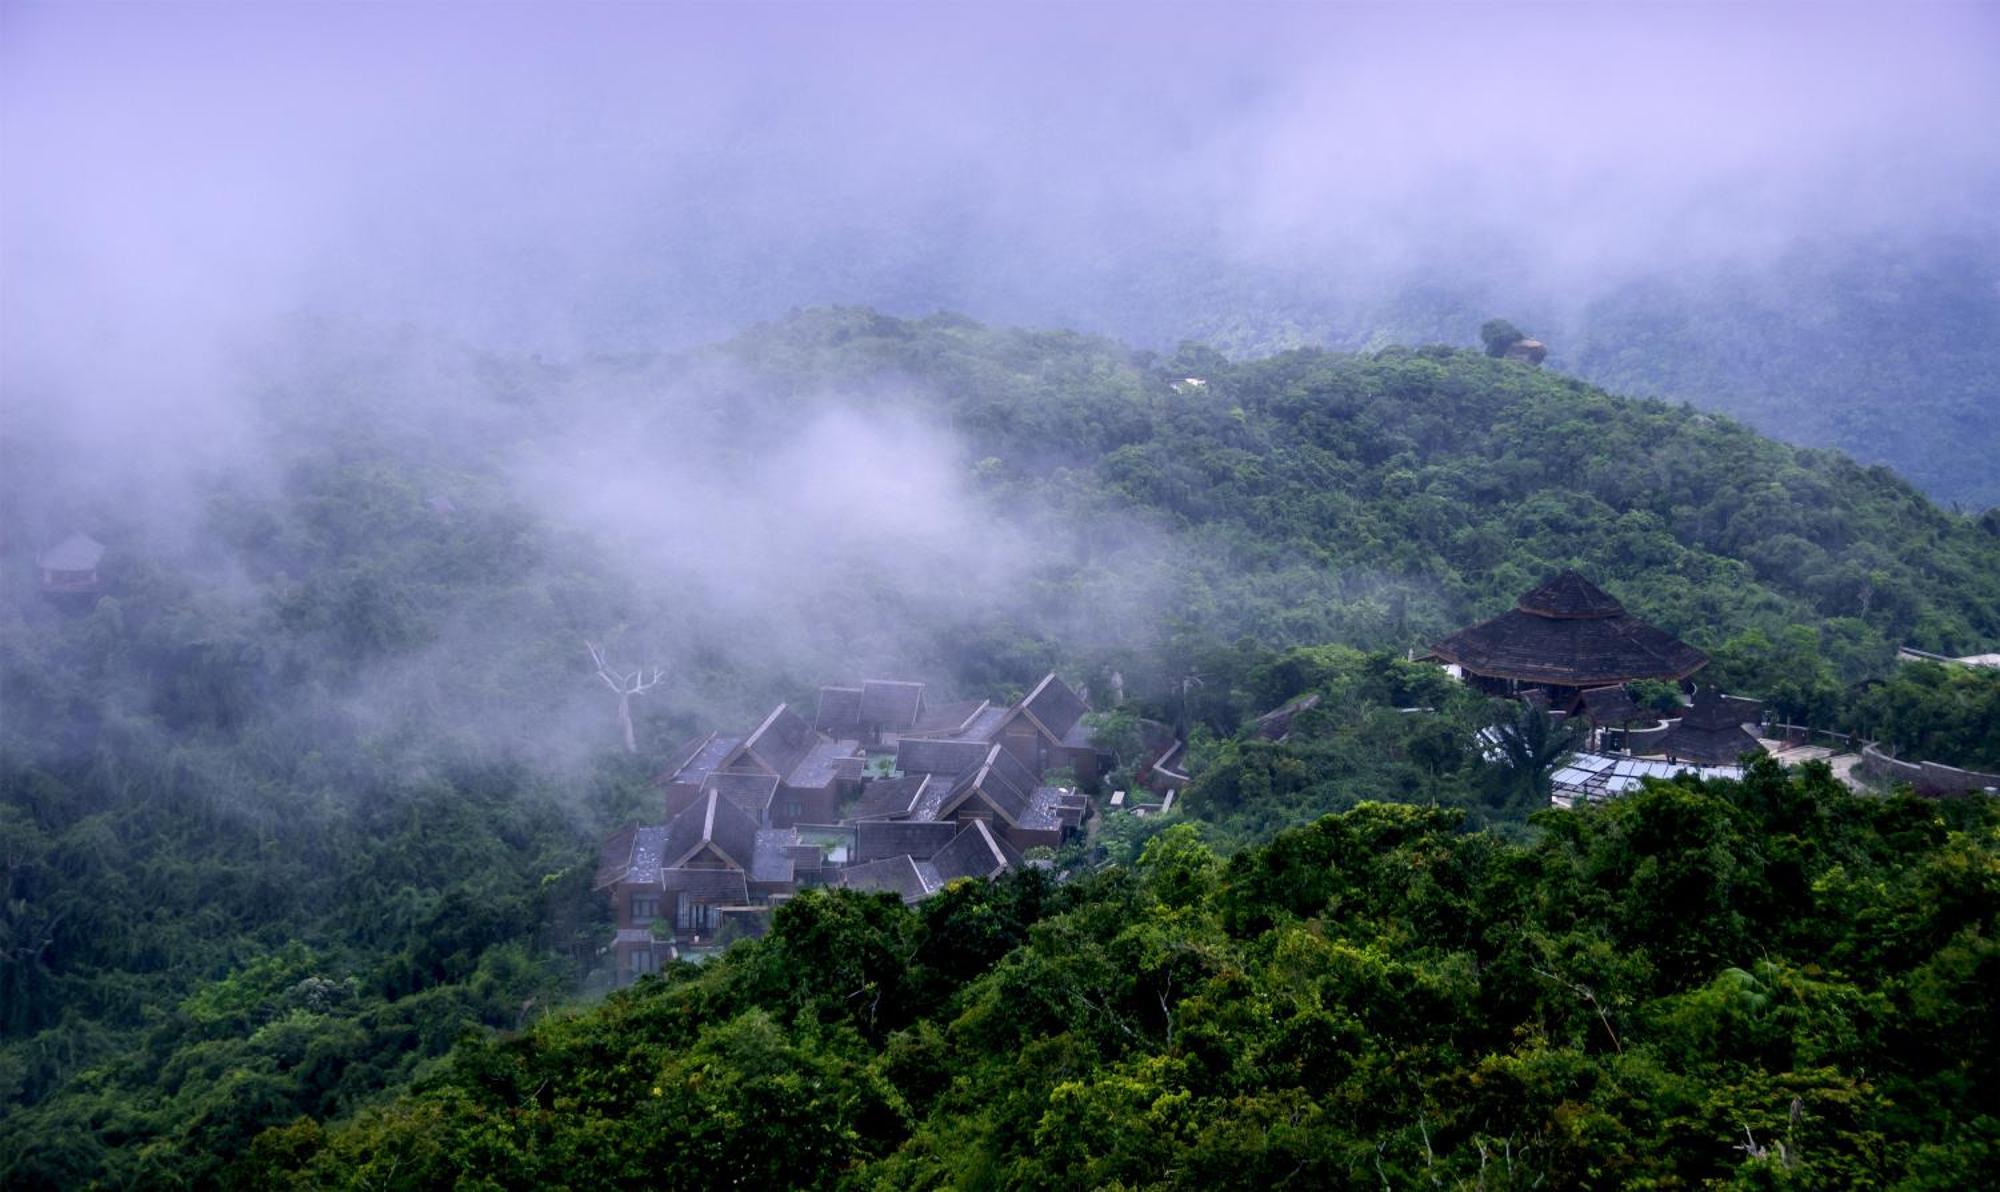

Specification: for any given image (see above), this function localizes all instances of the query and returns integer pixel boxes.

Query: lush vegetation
[243,763,1999,1189]
[4,309,1996,1184]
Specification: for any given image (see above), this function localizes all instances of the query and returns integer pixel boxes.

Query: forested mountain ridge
[2,308,1997,1186]
[705,308,1999,658]
[248,764,2000,1189]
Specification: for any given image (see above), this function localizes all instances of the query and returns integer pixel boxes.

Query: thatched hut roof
[1430,572,1708,688]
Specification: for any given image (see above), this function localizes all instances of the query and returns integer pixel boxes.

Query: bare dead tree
[587,641,664,754]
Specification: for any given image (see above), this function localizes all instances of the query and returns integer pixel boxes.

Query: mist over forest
[3,3,1998,1187]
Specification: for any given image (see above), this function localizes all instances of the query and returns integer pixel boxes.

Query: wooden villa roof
[734,704,819,778]
[930,820,1022,884]
[1015,672,1089,742]
[1576,685,1642,726]
[701,771,779,819]
[1430,572,1708,687]
[848,773,933,821]
[909,698,989,737]
[836,855,935,904]
[853,819,958,864]
[895,735,993,777]
[937,744,1038,826]
[662,788,760,872]
[814,686,864,736]
[860,680,926,730]
[1658,687,1765,766]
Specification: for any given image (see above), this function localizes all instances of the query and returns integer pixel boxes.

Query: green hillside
[241,768,2000,1188]
[3,310,1996,1185]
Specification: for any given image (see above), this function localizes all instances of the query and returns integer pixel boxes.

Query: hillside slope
[3,309,1997,1185]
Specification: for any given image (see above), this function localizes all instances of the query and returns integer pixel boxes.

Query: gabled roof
[594,824,669,890]
[786,738,862,790]
[895,735,993,777]
[853,819,959,864]
[662,788,759,871]
[849,773,933,821]
[702,771,780,819]
[39,533,104,571]
[751,828,804,884]
[1429,573,1708,687]
[836,855,935,904]
[910,699,989,737]
[929,820,1022,884]
[1658,687,1765,766]
[936,745,1037,826]
[860,680,926,730]
[1010,673,1089,743]
[661,732,742,787]
[814,686,864,736]
[731,704,819,778]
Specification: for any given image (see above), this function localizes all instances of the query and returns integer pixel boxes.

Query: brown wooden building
[1658,687,1765,766]
[1429,572,1708,706]
[660,703,864,828]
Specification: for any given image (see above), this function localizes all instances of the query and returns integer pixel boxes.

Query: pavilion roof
[1430,572,1708,687]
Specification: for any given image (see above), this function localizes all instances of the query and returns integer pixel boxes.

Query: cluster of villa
[1428,571,1768,804]
[596,674,1101,980]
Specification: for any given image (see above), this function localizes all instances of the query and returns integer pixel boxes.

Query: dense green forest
[234,765,2000,1188]
[4,310,1997,1185]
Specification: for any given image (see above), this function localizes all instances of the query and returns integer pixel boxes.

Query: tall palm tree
[1490,700,1589,805]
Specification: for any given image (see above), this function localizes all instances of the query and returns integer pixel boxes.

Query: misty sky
[4,1,1997,459]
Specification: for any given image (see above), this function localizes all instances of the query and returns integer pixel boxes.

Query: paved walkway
[1757,736,1865,790]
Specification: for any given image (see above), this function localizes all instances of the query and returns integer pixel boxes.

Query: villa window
[630,893,660,924]
[676,899,718,932]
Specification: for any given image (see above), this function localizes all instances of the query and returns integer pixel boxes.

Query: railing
[1760,722,1862,752]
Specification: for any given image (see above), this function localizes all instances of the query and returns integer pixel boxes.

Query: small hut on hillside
[1504,339,1548,365]
[1428,572,1708,706]
[38,533,104,595]
[1659,687,1765,766]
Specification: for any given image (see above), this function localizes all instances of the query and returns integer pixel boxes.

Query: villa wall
[1859,744,2000,796]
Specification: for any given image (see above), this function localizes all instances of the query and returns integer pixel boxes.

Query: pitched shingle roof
[702,771,779,820]
[786,738,862,791]
[736,704,819,778]
[662,732,742,787]
[594,824,671,889]
[939,745,1036,826]
[860,680,926,730]
[814,686,864,736]
[837,855,935,904]
[849,774,932,821]
[1577,685,1642,726]
[896,736,993,777]
[1019,673,1089,741]
[910,699,988,736]
[751,828,803,884]
[1659,687,1765,766]
[929,820,1020,884]
[1429,572,1708,687]
[853,819,958,864]
[662,788,760,871]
